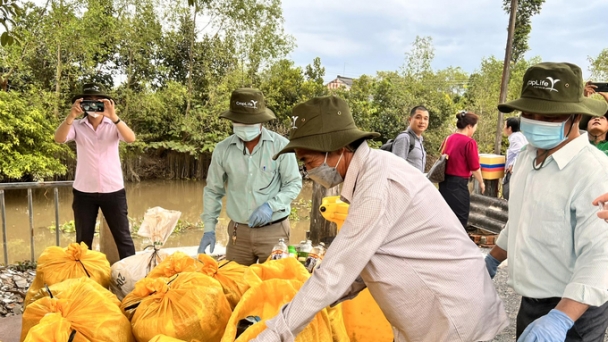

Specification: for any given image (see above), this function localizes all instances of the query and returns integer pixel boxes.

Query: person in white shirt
[252,95,508,342]
[486,62,608,342]
[502,117,528,200]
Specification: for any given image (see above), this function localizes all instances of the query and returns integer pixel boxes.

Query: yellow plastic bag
[28,277,120,308]
[197,254,249,309]
[146,251,202,279]
[24,242,111,308]
[121,272,231,342]
[243,257,310,287]
[341,289,393,342]
[326,304,350,342]
[222,279,333,342]
[21,276,133,342]
[23,313,72,342]
[148,335,201,342]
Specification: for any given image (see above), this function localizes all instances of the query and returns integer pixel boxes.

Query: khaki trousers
[225,219,290,266]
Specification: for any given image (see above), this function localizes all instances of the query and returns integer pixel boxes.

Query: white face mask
[233,123,262,142]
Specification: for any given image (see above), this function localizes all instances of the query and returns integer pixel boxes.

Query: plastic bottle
[305,242,326,273]
[270,238,289,260]
[298,240,313,263]
[288,245,298,258]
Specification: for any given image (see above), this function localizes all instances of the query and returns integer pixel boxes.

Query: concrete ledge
[0,315,22,342]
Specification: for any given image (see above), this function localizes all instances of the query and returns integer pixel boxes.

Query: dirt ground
[481,247,608,342]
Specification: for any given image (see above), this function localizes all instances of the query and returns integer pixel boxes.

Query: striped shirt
[253,141,508,342]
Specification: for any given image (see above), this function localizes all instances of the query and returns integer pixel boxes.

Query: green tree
[503,0,545,64]
[0,0,23,46]
[589,48,608,81]
[0,90,70,181]
[464,56,540,152]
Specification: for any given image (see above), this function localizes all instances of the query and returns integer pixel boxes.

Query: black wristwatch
[113,118,121,125]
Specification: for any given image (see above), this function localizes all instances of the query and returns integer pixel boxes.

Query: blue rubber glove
[518,309,574,342]
[248,203,273,228]
[485,253,501,279]
[198,232,216,254]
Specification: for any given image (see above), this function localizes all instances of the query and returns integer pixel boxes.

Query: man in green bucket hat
[253,96,508,341]
[197,88,302,266]
[485,62,608,342]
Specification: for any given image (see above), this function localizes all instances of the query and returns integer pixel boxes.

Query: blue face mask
[520,116,569,150]
[233,123,261,142]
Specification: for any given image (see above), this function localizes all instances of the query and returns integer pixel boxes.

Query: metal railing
[0,181,74,265]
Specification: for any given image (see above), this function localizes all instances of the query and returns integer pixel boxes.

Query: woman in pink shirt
[54,83,136,259]
[439,111,485,229]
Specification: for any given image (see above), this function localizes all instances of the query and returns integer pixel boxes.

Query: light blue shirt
[506,131,528,169]
[496,133,608,306]
[202,128,302,232]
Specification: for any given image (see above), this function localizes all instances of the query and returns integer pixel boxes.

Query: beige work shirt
[254,141,508,342]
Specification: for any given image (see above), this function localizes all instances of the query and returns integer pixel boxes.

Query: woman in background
[439,111,484,229]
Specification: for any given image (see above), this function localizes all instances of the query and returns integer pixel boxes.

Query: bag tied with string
[110,207,181,300]
[197,254,249,309]
[120,272,231,342]
[21,276,133,342]
[24,242,111,308]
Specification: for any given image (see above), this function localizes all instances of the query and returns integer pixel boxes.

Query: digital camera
[81,100,105,112]
[590,82,608,93]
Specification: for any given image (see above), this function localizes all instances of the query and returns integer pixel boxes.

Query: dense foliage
[0,0,605,180]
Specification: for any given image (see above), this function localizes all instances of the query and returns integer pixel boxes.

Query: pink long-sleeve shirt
[64,117,125,193]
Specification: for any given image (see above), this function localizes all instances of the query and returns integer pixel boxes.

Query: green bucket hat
[272,96,380,160]
[497,62,608,129]
[71,83,112,103]
[220,88,276,124]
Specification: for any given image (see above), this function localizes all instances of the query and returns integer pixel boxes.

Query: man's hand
[592,193,608,221]
[101,99,118,122]
[68,98,84,122]
[584,81,608,102]
[198,231,216,254]
[584,81,597,97]
[480,182,486,194]
[249,203,273,227]
[518,309,573,342]
[484,254,501,279]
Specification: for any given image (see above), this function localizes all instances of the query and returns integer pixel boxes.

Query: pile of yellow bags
[121,272,232,342]
[24,242,110,308]
[21,277,133,342]
[148,335,199,342]
[21,244,358,341]
[145,252,249,309]
[221,257,349,342]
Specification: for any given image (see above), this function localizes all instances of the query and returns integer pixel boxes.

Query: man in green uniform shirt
[197,88,302,265]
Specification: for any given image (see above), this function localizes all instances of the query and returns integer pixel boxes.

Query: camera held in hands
[81,100,105,112]
[590,82,608,93]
